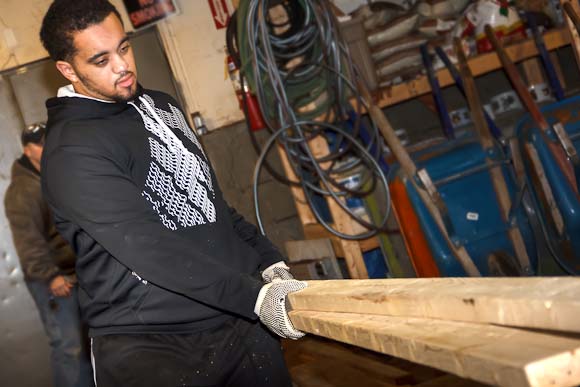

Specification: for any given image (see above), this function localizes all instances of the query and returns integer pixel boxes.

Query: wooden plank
[276,144,318,226]
[289,311,580,387]
[374,28,570,108]
[288,278,580,333]
[525,144,565,235]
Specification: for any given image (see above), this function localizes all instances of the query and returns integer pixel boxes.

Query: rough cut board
[289,310,580,387]
[287,278,580,333]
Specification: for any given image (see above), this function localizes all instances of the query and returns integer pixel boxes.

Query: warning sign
[123,0,178,29]
[207,0,231,29]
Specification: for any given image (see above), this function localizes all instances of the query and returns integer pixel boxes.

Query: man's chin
[112,86,138,103]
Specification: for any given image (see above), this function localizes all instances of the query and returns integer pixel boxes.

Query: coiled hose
[230,0,391,240]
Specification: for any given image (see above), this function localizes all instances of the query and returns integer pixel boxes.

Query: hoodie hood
[45,84,144,130]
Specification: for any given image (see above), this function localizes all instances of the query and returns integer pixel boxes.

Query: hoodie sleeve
[43,143,262,320]
[228,207,286,270]
[4,177,61,282]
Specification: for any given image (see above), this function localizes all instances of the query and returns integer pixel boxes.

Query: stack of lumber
[287,278,580,387]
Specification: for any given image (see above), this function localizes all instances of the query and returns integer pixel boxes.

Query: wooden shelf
[374,28,571,109]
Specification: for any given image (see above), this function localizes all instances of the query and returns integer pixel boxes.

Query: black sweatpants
[91,318,293,387]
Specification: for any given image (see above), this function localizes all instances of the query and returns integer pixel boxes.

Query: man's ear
[56,61,79,83]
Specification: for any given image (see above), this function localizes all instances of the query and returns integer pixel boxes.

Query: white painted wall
[0,0,243,130]
[0,0,133,70]
[157,0,243,129]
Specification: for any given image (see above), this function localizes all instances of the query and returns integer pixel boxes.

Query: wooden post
[276,144,318,226]
[453,37,532,274]
[366,102,481,276]
[485,25,578,191]
[274,125,371,279]
[306,136,369,279]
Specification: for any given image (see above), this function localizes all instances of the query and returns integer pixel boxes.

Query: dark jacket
[42,86,284,336]
[4,155,76,282]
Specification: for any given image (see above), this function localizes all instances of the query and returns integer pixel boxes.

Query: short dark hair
[40,0,122,61]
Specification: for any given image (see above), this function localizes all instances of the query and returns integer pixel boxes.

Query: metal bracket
[417,168,455,237]
[553,122,580,165]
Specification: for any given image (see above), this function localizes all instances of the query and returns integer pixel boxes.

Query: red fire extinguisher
[226,53,266,132]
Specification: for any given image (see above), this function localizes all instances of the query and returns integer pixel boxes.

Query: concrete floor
[283,336,488,387]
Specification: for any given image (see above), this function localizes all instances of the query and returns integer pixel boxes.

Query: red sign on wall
[207,0,231,29]
[123,0,178,29]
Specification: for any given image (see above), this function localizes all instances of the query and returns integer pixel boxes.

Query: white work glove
[262,261,294,283]
[254,279,307,340]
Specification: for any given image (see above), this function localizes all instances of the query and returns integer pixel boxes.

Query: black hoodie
[42,86,284,336]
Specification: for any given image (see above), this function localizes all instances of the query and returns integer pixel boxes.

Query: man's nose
[113,55,128,74]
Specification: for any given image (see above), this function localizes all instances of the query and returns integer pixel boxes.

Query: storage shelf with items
[372,28,571,109]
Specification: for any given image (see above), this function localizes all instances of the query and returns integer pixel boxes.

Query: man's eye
[120,45,130,53]
[96,59,108,66]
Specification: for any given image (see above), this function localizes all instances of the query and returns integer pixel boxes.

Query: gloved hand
[262,261,294,283]
[254,279,307,340]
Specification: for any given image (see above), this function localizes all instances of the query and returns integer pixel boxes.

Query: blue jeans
[26,280,94,387]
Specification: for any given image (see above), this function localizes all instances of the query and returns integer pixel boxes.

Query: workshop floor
[283,336,488,387]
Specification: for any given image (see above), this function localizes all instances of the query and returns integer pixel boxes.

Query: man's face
[57,13,138,102]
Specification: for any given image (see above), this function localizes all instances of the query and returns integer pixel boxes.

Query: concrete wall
[201,122,304,250]
[0,76,52,387]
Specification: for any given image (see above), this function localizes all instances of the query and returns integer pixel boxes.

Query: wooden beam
[289,311,580,387]
[305,136,369,279]
[374,28,570,108]
[367,101,481,276]
[288,278,580,333]
[276,144,318,226]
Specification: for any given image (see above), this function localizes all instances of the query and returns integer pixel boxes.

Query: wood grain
[290,310,580,387]
[288,278,580,333]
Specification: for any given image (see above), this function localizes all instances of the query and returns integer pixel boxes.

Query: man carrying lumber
[39,1,306,386]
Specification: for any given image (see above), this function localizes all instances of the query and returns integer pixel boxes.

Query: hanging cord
[233,0,391,239]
